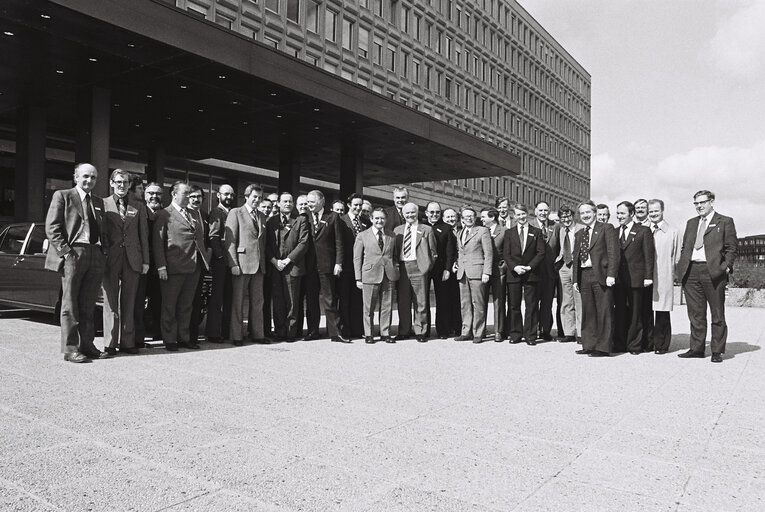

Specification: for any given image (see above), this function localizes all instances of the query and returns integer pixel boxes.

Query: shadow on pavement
[724,341,761,358]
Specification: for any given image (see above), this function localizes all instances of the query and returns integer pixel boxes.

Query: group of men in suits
[45,164,736,364]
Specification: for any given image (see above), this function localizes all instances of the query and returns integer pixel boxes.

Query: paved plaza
[1,304,764,511]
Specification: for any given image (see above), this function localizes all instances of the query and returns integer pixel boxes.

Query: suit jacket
[394,222,437,275]
[208,204,230,261]
[677,212,737,283]
[532,218,558,277]
[425,220,456,275]
[455,225,493,280]
[265,214,309,277]
[616,223,655,288]
[353,227,400,284]
[225,205,267,275]
[146,206,159,269]
[383,206,405,234]
[340,213,371,270]
[308,210,344,273]
[503,224,545,283]
[573,221,620,286]
[45,188,107,272]
[552,223,584,271]
[488,224,507,277]
[152,205,211,274]
[102,194,150,273]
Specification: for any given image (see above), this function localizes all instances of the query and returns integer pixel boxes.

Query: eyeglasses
[692,199,711,206]
[427,210,441,215]
[189,195,203,200]
[112,180,129,186]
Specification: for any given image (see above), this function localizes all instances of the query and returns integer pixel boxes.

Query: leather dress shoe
[494,334,503,342]
[539,333,553,342]
[252,338,271,345]
[64,351,91,363]
[454,335,472,341]
[86,350,113,359]
[303,332,321,341]
[384,336,396,344]
[509,338,522,344]
[654,349,668,354]
[678,350,705,359]
[365,336,375,344]
[165,343,179,352]
[416,336,428,343]
[589,350,610,357]
[179,342,200,349]
[105,347,118,356]
[559,336,576,343]
[232,340,244,346]
[120,347,139,355]
[331,335,352,343]
[207,336,223,344]
[575,349,591,355]
[526,339,537,346]
[472,337,484,344]
[630,351,641,355]
[711,353,723,363]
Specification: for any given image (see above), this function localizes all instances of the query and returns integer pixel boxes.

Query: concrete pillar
[146,146,166,186]
[75,87,111,197]
[278,137,300,194]
[14,104,47,222]
[339,139,364,202]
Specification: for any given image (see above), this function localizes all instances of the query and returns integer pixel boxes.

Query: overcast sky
[520,0,765,235]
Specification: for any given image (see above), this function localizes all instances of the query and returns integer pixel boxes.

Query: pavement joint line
[151,489,214,512]
[673,351,753,511]
[364,402,461,439]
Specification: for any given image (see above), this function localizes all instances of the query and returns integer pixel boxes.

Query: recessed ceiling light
[210,128,216,131]
[314,126,319,130]
[198,109,204,112]
[276,115,282,118]
[231,100,239,105]
[180,85,188,89]
[88,57,97,62]
[218,75,226,79]
[165,116,172,120]
[127,43,136,48]
[313,108,320,112]
[135,123,140,127]
[146,94,153,98]
[3,31,14,36]
[55,69,64,74]
[113,103,120,107]
[40,14,51,19]
[270,92,277,96]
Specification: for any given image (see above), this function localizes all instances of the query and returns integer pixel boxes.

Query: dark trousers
[206,257,232,340]
[489,273,507,337]
[614,285,644,353]
[189,271,204,342]
[298,269,320,336]
[263,273,273,336]
[135,272,162,342]
[508,279,538,341]
[362,276,394,337]
[134,274,147,346]
[683,262,728,354]
[272,272,302,338]
[579,268,614,354]
[641,284,655,351]
[230,271,264,341]
[102,252,139,350]
[59,245,105,354]
[426,269,451,338]
[447,274,463,334]
[537,272,555,336]
[319,273,342,337]
[652,311,672,352]
[340,272,364,337]
[160,265,201,344]
[398,262,429,336]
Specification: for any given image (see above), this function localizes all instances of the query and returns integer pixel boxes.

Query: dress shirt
[402,221,418,261]
[620,221,634,242]
[73,186,96,245]
[691,212,713,262]
[559,225,576,261]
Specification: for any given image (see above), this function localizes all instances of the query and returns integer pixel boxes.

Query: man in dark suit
[424,201,456,339]
[306,189,349,343]
[206,184,235,343]
[187,186,210,344]
[259,194,277,337]
[225,184,268,346]
[531,201,558,341]
[383,186,409,234]
[677,190,737,363]
[455,206,493,343]
[395,202,437,342]
[613,201,655,354]
[135,182,163,345]
[573,200,620,357]
[266,192,309,341]
[295,194,317,338]
[442,207,463,336]
[339,193,371,338]
[101,169,150,355]
[633,198,655,350]
[481,208,507,341]
[354,208,400,343]
[45,162,110,363]
[153,181,211,351]
[503,204,545,345]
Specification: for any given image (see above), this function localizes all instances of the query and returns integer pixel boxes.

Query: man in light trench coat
[647,199,681,354]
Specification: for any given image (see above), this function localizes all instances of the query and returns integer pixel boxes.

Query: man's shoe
[454,335,472,341]
[331,335,352,344]
[252,338,271,345]
[416,336,428,343]
[207,336,223,344]
[64,351,91,363]
[165,343,179,352]
[540,333,553,342]
[104,347,118,356]
[85,350,113,359]
[185,342,200,350]
[678,350,705,359]
[575,349,591,355]
[232,340,244,346]
[508,338,522,344]
[473,337,484,344]
[120,347,139,355]
[560,336,576,343]
[589,351,610,357]
[711,353,723,363]
[494,334,503,342]
[654,349,668,354]
[630,351,641,355]
[384,336,396,344]
[365,336,375,344]
[526,339,537,346]
[303,332,321,341]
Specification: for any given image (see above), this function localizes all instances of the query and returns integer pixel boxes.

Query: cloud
[703,0,765,81]
[591,140,765,236]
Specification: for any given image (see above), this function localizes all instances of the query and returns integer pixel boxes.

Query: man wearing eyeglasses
[187,185,210,345]
[424,201,456,339]
[676,190,737,363]
[101,169,150,355]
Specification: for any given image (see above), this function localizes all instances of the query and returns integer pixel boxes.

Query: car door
[0,224,33,307]
[14,223,60,311]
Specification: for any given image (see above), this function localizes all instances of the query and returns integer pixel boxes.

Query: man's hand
[441,270,450,281]
[141,264,149,275]
[481,273,490,284]
[606,276,616,287]
[514,265,526,275]
[356,280,363,290]
[452,262,459,273]
[574,283,579,293]
[333,264,343,276]
[231,266,242,276]
[158,268,168,281]
[643,279,653,287]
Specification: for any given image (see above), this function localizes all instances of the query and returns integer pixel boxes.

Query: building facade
[738,235,765,267]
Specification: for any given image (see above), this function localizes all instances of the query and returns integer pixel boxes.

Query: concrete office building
[0,0,588,221]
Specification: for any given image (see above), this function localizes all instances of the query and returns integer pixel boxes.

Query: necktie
[313,212,319,234]
[352,215,361,236]
[403,224,412,258]
[621,226,628,245]
[540,221,548,241]
[180,208,195,231]
[520,225,526,251]
[694,217,706,250]
[85,194,99,244]
[377,229,384,251]
[248,208,260,237]
[563,227,572,266]
[118,197,126,221]
[579,226,591,263]
[462,227,470,245]
[652,223,659,234]
[282,215,288,227]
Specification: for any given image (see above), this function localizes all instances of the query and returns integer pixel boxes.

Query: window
[414,14,421,39]
[425,64,432,89]
[0,225,29,254]
[401,51,409,78]
[358,27,369,57]
[401,6,409,32]
[445,36,451,59]
[373,36,384,64]
[412,58,420,84]
[306,1,319,32]
[325,9,338,41]
[444,77,452,100]
[264,35,279,48]
[388,0,397,24]
[342,18,354,49]
[373,0,383,17]
[265,0,279,13]
[388,47,396,71]
[286,0,299,22]
[25,225,46,255]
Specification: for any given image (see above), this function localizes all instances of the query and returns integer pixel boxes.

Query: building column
[75,86,111,197]
[278,137,300,194]
[15,104,47,222]
[339,139,363,201]
[146,146,166,186]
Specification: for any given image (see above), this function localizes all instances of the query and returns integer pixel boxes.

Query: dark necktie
[694,218,706,250]
[519,225,526,251]
[563,227,572,266]
[85,194,99,244]
[118,196,126,221]
[652,223,659,234]
[621,226,628,246]
[579,226,591,263]
[403,224,412,258]
[352,215,361,236]
[377,229,384,251]
[248,208,259,236]
[282,215,288,227]
[313,212,319,234]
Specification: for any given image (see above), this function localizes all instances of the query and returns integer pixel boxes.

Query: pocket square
[709,224,716,227]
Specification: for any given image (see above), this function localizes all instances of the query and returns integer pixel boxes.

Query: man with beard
[135,182,164,344]
[206,184,235,343]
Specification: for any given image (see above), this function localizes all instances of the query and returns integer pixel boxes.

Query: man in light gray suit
[225,184,268,346]
[101,169,150,355]
[553,205,583,343]
[354,208,400,343]
[454,206,493,343]
[395,202,437,342]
